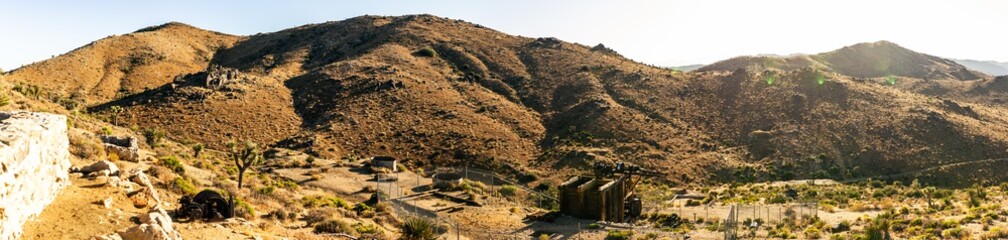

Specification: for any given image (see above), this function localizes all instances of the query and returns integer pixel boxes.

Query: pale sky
[1,0,1006,71]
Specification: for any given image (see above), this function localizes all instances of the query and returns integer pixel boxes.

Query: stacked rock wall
[0,112,71,240]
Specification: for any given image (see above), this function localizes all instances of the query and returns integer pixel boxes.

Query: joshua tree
[923,186,936,209]
[108,106,125,125]
[192,143,205,158]
[229,140,263,189]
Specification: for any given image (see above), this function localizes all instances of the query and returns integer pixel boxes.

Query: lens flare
[816,74,825,85]
[887,75,896,85]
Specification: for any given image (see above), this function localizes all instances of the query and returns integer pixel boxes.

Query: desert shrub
[941,227,965,239]
[314,219,356,234]
[13,84,41,99]
[499,185,518,197]
[605,230,633,240]
[803,226,822,239]
[353,203,373,213]
[400,217,437,240]
[68,132,105,160]
[587,223,602,229]
[143,127,165,147]
[301,195,348,208]
[833,220,851,233]
[373,202,391,213]
[538,233,550,240]
[256,186,275,195]
[161,156,185,174]
[414,47,437,58]
[0,91,9,107]
[172,177,198,195]
[266,209,289,221]
[234,197,255,219]
[983,226,1008,239]
[353,222,382,234]
[303,207,339,225]
[305,156,315,166]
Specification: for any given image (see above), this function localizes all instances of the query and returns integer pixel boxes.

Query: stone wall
[0,112,71,240]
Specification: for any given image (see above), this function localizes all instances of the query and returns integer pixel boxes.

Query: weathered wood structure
[558,162,659,222]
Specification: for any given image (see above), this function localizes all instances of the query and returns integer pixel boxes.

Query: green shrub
[161,156,185,174]
[143,127,165,147]
[833,220,851,233]
[172,177,197,195]
[353,202,373,213]
[414,47,437,58]
[499,185,518,197]
[234,197,255,219]
[301,195,348,208]
[354,222,382,234]
[605,230,633,240]
[803,226,822,239]
[941,227,965,239]
[256,186,275,195]
[587,223,602,229]
[0,92,10,107]
[401,217,437,240]
[305,156,315,166]
[314,219,356,234]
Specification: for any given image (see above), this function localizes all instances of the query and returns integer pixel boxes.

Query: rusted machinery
[175,190,234,221]
[559,161,662,222]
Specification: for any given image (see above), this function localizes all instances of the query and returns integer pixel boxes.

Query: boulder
[78,160,120,176]
[112,207,181,240]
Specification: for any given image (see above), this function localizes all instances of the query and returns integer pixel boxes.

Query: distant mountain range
[700,41,987,81]
[667,64,705,72]
[953,59,1008,76]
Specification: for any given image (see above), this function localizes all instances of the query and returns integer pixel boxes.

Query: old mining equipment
[175,190,235,221]
[558,161,662,222]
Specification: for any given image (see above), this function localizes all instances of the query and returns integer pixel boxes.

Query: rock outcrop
[0,112,71,240]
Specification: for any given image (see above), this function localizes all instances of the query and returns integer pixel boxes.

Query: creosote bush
[605,230,633,240]
[161,156,185,174]
[314,219,356,234]
[414,47,437,58]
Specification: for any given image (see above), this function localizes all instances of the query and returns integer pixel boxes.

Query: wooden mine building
[558,162,660,222]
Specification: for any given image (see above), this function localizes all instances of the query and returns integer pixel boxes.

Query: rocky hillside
[11,15,1008,185]
[701,41,987,81]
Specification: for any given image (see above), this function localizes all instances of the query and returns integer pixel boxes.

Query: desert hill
[701,41,987,81]
[4,22,241,104]
[11,15,1008,185]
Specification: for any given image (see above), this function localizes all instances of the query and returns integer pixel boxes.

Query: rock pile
[204,65,253,91]
[90,166,179,240]
[0,112,71,240]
